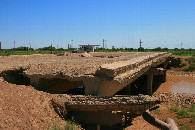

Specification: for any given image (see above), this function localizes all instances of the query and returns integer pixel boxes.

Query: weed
[177,121,193,130]
[190,114,195,123]
[177,108,191,119]
[153,109,161,114]
[170,106,179,112]
[183,66,194,72]
[51,123,61,130]
[189,104,195,112]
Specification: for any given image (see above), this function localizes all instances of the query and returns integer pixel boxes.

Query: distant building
[73,45,100,53]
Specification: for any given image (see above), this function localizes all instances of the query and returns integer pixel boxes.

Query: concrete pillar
[81,47,83,53]
[83,77,130,96]
[92,46,95,52]
[162,72,166,82]
[147,75,153,96]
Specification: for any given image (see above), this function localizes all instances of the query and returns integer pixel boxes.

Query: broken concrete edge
[114,53,171,83]
[95,52,171,78]
[54,94,163,114]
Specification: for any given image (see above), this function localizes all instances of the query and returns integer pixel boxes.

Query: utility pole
[68,44,70,54]
[51,44,52,54]
[140,39,142,49]
[29,43,31,55]
[103,39,104,49]
[181,43,183,49]
[14,40,16,48]
[0,42,1,56]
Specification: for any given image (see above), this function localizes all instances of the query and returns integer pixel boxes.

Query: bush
[183,66,194,72]
[179,63,186,68]
[138,47,144,51]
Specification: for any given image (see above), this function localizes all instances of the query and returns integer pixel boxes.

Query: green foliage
[177,108,191,119]
[189,104,195,112]
[178,59,186,68]
[1,47,195,56]
[183,66,195,72]
[179,63,186,68]
[153,47,162,51]
[50,117,80,130]
[37,46,56,51]
[153,109,161,114]
[12,46,30,51]
[138,47,144,51]
[177,121,194,130]
[170,106,179,112]
[64,117,80,130]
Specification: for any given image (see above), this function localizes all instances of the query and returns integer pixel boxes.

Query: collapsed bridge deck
[0,52,171,96]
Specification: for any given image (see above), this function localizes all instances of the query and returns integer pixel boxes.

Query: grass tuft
[169,106,179,112]
[177,108,191,119]
[153,109,161,114]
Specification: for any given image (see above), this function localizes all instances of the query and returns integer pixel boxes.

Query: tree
[138,47,144,51]
[153,47,161,51]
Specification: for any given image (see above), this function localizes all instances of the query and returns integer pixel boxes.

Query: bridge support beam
[147,75,153,96]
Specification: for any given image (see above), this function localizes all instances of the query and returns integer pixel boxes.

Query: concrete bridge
[25,52,171,96]
[0,52,172,96]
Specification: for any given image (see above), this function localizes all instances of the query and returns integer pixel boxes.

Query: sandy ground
[0,77,67,129]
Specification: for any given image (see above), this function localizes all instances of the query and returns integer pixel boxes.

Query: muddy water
[156,75,195,94]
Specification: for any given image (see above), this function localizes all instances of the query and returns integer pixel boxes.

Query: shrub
[183,66,194,72]
[138,47,144,51]
[179,63,186,68]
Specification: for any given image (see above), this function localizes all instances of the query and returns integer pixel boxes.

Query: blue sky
[0,0,195,49]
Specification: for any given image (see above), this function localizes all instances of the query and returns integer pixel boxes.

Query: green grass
[0,50,68,56]
[189,104,195,112]
[153,109,161,114]
[177,108,191,119]
[1,48,195,57]
[45,117,81,130]
[177,121,194,130]
[170,106,179,112]
[169,104,195,119]
[183,57,195,72]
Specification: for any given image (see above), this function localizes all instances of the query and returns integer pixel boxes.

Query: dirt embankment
[167,55,195,76]
[0,77,67,129]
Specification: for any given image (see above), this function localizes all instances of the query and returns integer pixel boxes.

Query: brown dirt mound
[0,77,67,129]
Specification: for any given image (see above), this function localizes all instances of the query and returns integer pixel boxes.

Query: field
[0,46,195,56]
